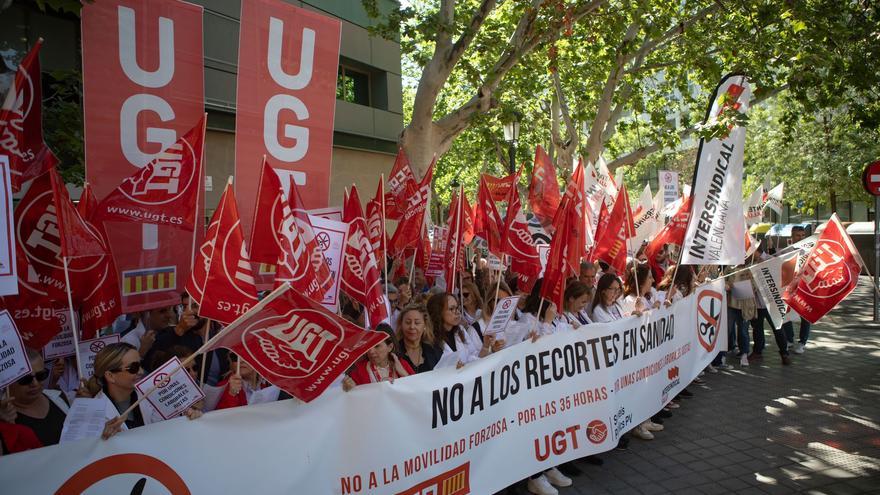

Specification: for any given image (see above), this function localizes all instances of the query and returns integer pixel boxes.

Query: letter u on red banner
[235,0,341,237]
[82,0,205,312]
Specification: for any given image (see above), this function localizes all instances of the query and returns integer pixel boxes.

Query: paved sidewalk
[508,277,880,495]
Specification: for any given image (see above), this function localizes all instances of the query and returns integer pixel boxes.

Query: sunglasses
[16,369,50,386]
[111,361,142,375]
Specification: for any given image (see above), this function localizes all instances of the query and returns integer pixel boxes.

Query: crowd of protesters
[0,236,813,495]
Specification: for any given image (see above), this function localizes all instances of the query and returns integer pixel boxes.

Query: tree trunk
[830,189,838,214]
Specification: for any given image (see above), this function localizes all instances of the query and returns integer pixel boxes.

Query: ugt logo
[799,240,854,299]
[120,138,197,205]
[696,290,723,353]
[244,309,342,378]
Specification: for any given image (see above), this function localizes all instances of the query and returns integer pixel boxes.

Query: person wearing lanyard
[344,326,414,389]
[561,280,593,328]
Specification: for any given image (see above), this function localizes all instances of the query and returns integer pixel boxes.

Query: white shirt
[436,326,484,368]
[592,302,625,323]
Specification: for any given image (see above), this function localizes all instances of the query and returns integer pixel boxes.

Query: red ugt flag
[95,115,206,230]
[385,148,418,220]
[365,177,388,268]
[474,176,503,255]
[783,214,861,324]
[482,171,519,202]
[591,185,635,275]
[77,184,122,337]
[0,39,58,192]
[502,181,541,291]
[645,196,692,280]
[273,180,327,301]
[528,145,561,226]
[389,159,434,256]
[206,283,386,402]
[443,189,466,294]
[15,168,106,302]
[187,181,258,324]
[342,185,389,326]
[249,157,285,266]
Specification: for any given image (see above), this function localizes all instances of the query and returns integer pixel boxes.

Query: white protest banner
[0,281,727,494]
[309,206,344,222]
[749,251,799,329]
[764,182,784,216]
[136,357,205,422]
[0,155,16,296]
[681,75,750,266]
[77,334,121,379]
[309,215,350,313]
[42,310,76,361]
[658,170,679,208]
[483,296,519,336]
[0,310,31,388]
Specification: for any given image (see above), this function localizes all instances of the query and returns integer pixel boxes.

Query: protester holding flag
[427,293,494,368]
[782,225,812,354]
[214,354,268,410]
[395,306,443,374]
[9,348,68,447]
[520,280,560,338]
[343,325,414,390]
[726,270,756,367]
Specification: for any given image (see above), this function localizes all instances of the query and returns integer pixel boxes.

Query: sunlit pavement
[502,277,880,495]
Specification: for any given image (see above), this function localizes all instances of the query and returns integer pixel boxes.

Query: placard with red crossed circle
[484,296,521,336]
[77,334,121,379]
[136,356,205,421]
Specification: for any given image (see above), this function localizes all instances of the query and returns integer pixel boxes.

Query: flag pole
[450,185,464,296]
[189,113,208,311]
[381,174,389,300]
[61,257,84,379]
[117,283,290,421]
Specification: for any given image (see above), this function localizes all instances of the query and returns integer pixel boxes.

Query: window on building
[337,66,371,106]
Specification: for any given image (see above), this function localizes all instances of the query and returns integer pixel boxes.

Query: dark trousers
[751,308,789,356]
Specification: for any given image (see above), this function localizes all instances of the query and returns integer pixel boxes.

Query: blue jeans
[783,318,811,345]
[728,307,750,356]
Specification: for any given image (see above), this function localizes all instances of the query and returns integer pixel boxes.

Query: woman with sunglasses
[9,348,69,447]
[78,342,146,438]
[459,281,483,327]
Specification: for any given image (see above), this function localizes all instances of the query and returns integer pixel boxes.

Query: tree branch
[447,0,498,70]
[606,84,788,171]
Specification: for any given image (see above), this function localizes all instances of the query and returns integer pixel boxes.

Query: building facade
[0,0,403,212]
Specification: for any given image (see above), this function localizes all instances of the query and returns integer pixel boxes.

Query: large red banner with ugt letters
[235,0,341,237]
[82,0,204,312]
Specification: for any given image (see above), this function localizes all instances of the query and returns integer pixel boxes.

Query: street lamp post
[503,113,521,174]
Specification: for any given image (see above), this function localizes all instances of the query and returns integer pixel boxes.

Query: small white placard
[135,357,205,421]
[484,296,520,336]
[0,310,31,388]
[78,334,121,379]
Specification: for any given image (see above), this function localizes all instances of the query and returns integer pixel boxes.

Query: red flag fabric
[0,249,64,349]
[481,172,518,202]
[249,157,284,266]
[645,196,693,279]
[555,161,587,274]
[0,39,58,192]
[15,169,106,301]
[384,148,417,220]
[275,181,327,301]
[389,159,434,256]
[288,179,333,296]
[187,181,259,324]
[341,186,389,326]
[528,145,561,225]
[206,283,386,402]
[95,115,206,230]
[474,176,503,254]
[501,181,541,283]
[539,205,572,311]
[591,185,634,275]
[365,177,387,269]
[461,193,475,245]
[76,184,122,337]
[783,214,861,324]
[443,189,466,293]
